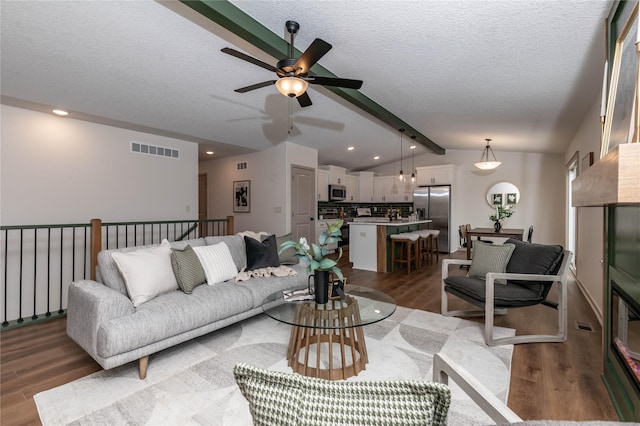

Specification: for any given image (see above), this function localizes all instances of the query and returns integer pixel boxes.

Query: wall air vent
[237,162,247,170]
[130,141,179,159]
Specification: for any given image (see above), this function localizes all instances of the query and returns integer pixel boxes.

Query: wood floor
[1,249,619,425]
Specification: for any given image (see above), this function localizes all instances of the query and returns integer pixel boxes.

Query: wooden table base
[287,296,368,380]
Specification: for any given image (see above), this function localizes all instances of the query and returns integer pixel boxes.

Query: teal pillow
[469,241,515,285]
[170,245,206,294]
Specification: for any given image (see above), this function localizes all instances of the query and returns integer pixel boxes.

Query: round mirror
[486,182,520,207]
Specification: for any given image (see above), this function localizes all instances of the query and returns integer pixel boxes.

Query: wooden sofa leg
[139,356,149,379]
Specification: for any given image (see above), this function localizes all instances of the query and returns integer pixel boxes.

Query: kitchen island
[348,220,432,272]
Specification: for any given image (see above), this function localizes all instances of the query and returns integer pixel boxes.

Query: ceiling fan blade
[297,91,312,107]
[293,38,332,75]
[235,80,276,93]
[221,47,278,73]
[307,76,363,90]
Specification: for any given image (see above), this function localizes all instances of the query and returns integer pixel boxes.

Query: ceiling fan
[221,20,363,107]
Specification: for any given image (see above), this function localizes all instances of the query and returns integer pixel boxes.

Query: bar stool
[390,233,420,273]
[428,230,440,263]
[416,230,434,267]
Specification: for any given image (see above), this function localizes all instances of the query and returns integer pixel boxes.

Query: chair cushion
[444,276,546,308]
[233,363,451,426]
[469,241,515,284]
[505,239,564,276]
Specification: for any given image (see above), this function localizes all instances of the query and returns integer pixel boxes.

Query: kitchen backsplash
[319,201,413,218]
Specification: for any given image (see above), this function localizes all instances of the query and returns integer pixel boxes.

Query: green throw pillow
[469,241,515,285]
[170,245,206,294]
[261,233,299,265]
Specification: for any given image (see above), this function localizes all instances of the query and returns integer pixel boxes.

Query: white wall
[0,105,199,322]
[365,149,566,246]
[1,105,198,225]
[199,142,318,235]
[564,99,605,322]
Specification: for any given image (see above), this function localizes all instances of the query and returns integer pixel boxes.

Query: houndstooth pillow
[233,363,451,426]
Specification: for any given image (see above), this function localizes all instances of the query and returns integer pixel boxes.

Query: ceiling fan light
[275,76,308,97]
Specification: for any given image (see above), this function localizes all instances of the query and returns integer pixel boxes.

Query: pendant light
[398,128,405,181]
[410,135,416,183]
[474,138,501,170]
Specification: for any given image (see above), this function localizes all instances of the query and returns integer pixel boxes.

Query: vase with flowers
[489,206,514,232]
[279,220,343,304]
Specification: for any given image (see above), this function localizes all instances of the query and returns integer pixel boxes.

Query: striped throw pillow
[193,242,238,285]
[170,245,206,294]
[469,241,515,284]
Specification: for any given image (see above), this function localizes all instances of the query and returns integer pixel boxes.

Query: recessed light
[410,145,416,149]
[205,151,214,155]
[52,109,69,116]
[347,146,354,151]
[374,156,380,160]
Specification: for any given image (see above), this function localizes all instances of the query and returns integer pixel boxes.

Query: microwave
[329,184,347,201]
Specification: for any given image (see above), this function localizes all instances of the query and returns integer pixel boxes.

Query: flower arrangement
[490,205,514,222]
[279,220,344,281]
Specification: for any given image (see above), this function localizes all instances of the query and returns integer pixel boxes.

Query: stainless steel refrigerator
[413,185,450,253]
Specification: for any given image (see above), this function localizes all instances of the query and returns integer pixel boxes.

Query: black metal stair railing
[1,217,233,330]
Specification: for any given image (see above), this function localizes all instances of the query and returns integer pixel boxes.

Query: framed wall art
[602,2,638,157]
[582,152,594,172]
[233,180,250,213]
[491,193,503,206]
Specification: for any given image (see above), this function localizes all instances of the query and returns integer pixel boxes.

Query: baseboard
[572,270,603,328]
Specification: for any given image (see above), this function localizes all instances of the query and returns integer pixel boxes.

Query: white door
[292,166,315,243]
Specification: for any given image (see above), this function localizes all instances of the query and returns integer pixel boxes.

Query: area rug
[35,307,515,425]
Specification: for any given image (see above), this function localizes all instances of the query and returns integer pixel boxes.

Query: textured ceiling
[1,0,612,170]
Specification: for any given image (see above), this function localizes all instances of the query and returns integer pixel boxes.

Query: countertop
[348,219,432,226]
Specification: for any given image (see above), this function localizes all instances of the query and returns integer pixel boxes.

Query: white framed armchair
[441,238,573,346]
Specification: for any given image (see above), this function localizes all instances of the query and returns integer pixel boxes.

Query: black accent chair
[441,238,573,346]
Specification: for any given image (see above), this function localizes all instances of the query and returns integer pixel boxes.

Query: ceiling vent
[130,141,179,159]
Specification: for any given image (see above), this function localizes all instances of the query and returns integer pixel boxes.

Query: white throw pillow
[193,242,238,285]
[112,239,179,307]
[237,231,269,241]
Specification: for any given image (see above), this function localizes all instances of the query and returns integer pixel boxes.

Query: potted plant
[489,206,514,232]
[280,220,343,304]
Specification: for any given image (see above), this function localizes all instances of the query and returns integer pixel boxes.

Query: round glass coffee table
[262,285,396,380]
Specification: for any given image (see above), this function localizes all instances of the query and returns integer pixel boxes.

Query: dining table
[465,227,524,260]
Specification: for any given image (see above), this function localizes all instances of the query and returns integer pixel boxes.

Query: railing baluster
[59,227,64,314]
[32,228,38,320]
[18,229,23,323]
[3,230,8,327]
[47,228,52,317]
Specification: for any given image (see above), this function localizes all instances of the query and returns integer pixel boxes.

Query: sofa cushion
[171,245,206,294]
[237,263,308,308]
[205,235,245,271]
[193,243,238,285]
[245,235,280,271]
[96,280,255,357]
[469,241,515,284]
[97,238,206,296]
[111,239,179,307]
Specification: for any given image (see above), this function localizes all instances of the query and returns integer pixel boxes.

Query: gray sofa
[66,235,307,379]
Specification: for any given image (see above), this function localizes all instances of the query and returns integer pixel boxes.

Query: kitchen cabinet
[317,169,329,201]
[354,171,374,202]
[374,176,412,203]
[416,165,455,186]
[321,165,346,185]
[343,174,359,202]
